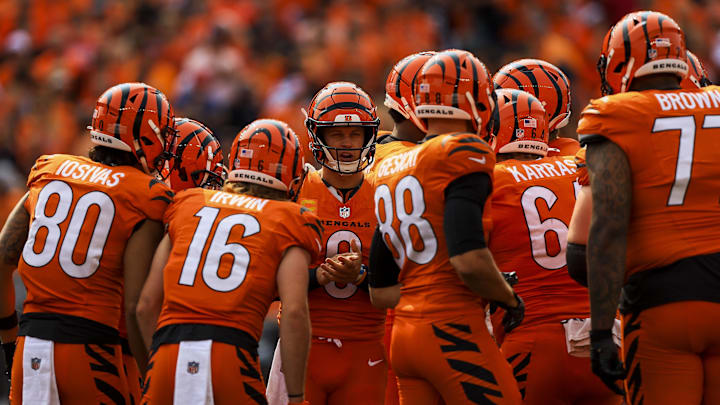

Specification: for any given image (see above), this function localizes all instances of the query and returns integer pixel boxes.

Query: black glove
[2,341,15,383]
[590,329,626,396]
[496,292,524,333]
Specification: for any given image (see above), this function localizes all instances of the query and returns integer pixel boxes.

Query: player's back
[364,132,416,182]
[298,171,385,340]
[489,155,588,329]
[578,86,720,276]
[373,132,495,319]
[157,187,322,342]
[19,154,171,332]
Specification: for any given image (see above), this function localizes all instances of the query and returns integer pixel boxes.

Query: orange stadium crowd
[2,1,720,404]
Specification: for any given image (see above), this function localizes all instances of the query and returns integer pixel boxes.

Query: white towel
[266,339,288,405]
[22,336,60,405]
[173,340,215,405]
[562,318,622,358]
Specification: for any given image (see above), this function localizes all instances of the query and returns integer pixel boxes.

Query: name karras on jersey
[375,148,420,179]
[208,191,269,211]
[504,159,577,183]
[55,159,126,187]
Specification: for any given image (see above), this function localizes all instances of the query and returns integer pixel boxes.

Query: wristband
[0,312,18,330]
[288,392,304,398]
[354,265,368,284]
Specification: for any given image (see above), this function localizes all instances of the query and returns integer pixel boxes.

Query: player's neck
[629,74,682,92]
[425,119,473,137]
[497,152,542,162]
[321,168,363,189]
[548,129,559,142]
[392,119,425,143]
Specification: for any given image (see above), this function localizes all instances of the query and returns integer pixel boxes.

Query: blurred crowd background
[0,0,718,400]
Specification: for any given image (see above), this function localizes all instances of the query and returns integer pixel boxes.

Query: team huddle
[0,9,719,405]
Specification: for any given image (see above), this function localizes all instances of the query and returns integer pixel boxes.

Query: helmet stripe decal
[247,127,273,168]
[640,12,651,64]
[537,64,564,121]
[511,90,520,140]
[115,83,131,139]
[622,20,631,66]
[291,128,300,180]
[658,14,666,33]
[471,59,479,106]
[155,90,164,136]
[270,120,287,180]
[176,132,197,158]
[516,64,541,98]
[395,55,417,98]
[450,52,461,108]
[317,102,375,118]
[132,87,149,143]
[496,71,524,89]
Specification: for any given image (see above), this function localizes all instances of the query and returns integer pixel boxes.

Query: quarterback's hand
[2,341,15,383]
[590,329,626,396]
[320,239,362,284]
[496,292,524,333]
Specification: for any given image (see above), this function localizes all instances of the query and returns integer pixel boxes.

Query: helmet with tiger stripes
[414,49,496,136]
[682,50,711,88]
[385,51,436,131]
[89,82,177,175]
[490,88,549,157]
[228,119,306,201]
[493,59,571,131]
[167,118,225,192]
[598,11,688,95]
[304,81,379,174]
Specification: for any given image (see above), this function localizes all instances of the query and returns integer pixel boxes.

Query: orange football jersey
[373,132,495,318]
[19,154,172,329]
[364,133,416,182]
[578,86,720,277]
[489,156,588,328]
[297,170,385,340]
[157,188,323,341]
[547,137,581,157]
[574,147,589,186]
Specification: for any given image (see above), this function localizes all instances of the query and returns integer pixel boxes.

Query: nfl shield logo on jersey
[339,206,350,219]
[31,357,41,370]
[187,361,199,374]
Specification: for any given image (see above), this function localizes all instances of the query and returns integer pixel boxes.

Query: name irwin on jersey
[503,158,577,183]
[55,159,126,187]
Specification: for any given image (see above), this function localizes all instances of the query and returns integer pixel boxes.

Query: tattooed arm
[585,141,631,330]
[0,192,29,343]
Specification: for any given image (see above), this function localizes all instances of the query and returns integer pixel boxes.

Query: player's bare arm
[0,193,29,343]
[369,284,400,309]
[124,219,165,374]
[449,249,517,305]
[586,140,631,331]
[277,246,312,403]
[137,233,172,349]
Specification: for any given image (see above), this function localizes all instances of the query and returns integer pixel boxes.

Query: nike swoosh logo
[468,156,486,164]
[368,359,384,367]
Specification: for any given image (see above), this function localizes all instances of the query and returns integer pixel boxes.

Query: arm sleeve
[368,227,401,288]
[443,172,492,257]
[566,242,588,287]
[308,267,322,291]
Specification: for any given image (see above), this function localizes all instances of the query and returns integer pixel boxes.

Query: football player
[119,117,225,404]
[166,118,226,192]
[493,59,580,156]
[267,81,385,405]
[368,49,524,405]
[487,88,621,405]
[580,11,720,404]
[137,119,321,405]
[567,49,711,288]
[368,50,435,405]
[683,50,712,89]
[0,82,177,403]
